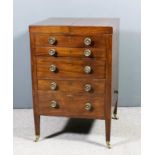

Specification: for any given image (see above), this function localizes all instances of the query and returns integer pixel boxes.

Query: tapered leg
[112,100,119,120]
[34,114,40,142]
[105,119,111,149]
[112,90,119,120]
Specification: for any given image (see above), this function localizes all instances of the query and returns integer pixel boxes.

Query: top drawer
[34,34,106,48]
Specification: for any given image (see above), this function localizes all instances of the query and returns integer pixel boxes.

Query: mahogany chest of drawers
[29,18,119,148]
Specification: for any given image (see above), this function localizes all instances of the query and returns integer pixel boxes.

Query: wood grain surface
[29,18,119,144]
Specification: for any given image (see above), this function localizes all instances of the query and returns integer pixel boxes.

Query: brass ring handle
[84,66,92,74]
[85,103,92,111]
[50,82,57,90]
[84,84,92,92]
[84,49,91,57]
[48,36,56,45]
[50,100,58,108]
[49,49,56,56]
[84,37,92,46]
[49,64,57,72]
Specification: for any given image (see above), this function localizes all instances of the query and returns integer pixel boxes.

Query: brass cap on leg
[106,141,111,149]
[34,135,40,142]
[112,114,119,120]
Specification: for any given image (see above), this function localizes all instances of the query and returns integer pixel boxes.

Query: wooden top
[31,18,119,26]
[29,18,119,34]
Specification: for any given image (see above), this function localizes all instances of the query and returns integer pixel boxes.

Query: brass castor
[34,135,40,142]
[106,141,111,149]
[112,114,119,120]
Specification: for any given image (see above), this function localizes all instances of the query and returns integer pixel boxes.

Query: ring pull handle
[85,103,92,111]
[84,37,92,46]
[50,82,57,90]
[84,84,92,92]
[49,49,56,56]
[50,100,59,108]
[84,66,92,74]
[84,49,91,57]
[50,64,57,72]
[48,37,56,45]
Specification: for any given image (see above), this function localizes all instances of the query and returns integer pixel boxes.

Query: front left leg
[105,118,111,149]
[34,114,40,142]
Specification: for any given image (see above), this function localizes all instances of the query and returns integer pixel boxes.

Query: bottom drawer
[37,91,105,119]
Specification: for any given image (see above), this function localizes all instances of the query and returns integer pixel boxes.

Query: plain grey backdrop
[13,0,141,108]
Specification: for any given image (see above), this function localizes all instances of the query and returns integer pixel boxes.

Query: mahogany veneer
[29,18,119,148]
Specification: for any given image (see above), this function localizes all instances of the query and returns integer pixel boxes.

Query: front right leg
[34,113,40,142]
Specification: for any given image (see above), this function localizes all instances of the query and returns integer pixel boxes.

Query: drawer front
[38,91,105,119]
[35,47,106,58]
[38,79,106,94]
[35,34,106,48]
[36,57,106,79]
